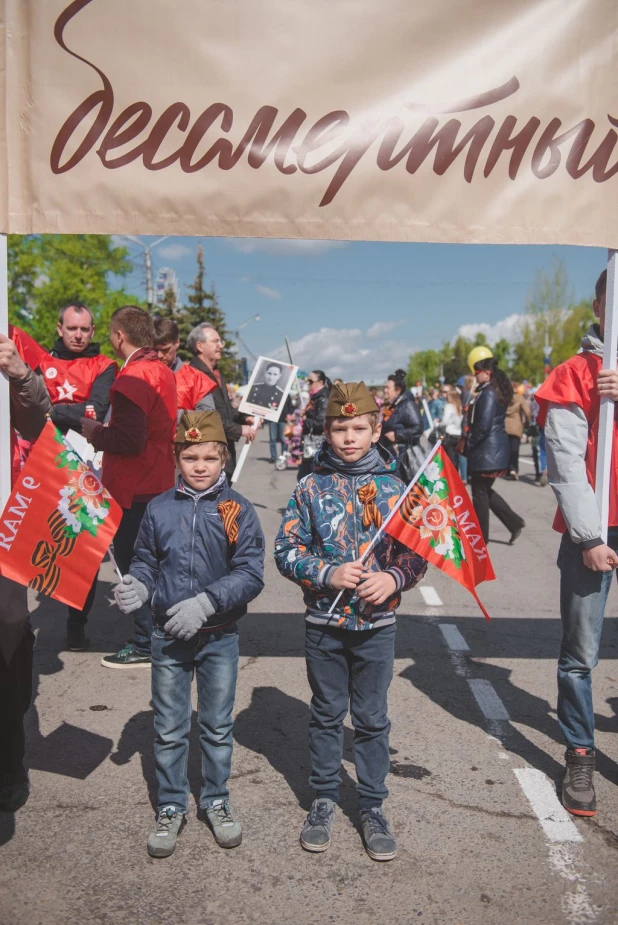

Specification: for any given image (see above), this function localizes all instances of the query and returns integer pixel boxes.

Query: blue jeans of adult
[151,624,239,814]
[113,502,151,655]
[268,421,285,461]
[557,528,618,750]
[458,453,468,482]
[305,622,395,810]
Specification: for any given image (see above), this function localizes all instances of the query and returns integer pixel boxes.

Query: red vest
[174,364,216,410]
[38,352,117,405]
[536,351,618,532]
[102,353,177,509]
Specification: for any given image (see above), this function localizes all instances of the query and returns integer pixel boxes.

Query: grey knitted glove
[114,574,149,614]
[164,593,216,641]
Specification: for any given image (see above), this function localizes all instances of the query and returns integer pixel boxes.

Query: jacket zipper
[351,475,359,630]
[189,496,199,594]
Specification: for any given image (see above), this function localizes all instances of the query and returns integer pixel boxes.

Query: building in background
[155,267,181,308]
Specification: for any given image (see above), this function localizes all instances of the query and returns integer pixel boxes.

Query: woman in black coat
[382,369,424,479]
[467,357,525,543]
[297,369,330,480]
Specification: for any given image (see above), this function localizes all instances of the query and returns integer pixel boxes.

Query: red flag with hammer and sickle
[0,421,122,609]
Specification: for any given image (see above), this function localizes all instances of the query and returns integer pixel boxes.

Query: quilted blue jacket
[129,480,265,629]
[274,444,427,630]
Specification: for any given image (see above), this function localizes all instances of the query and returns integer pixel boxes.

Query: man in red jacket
[536,269,617,817]
[153,318,215,413]
[37,303,117,651]
[81,306,177,669]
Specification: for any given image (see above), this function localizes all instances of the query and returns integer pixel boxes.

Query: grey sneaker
[204,799,242,848]
[562,748,596,817]
[147,806,186,858]
[360,807,397,861]
[300,798,336,852]
[101,643,151,669]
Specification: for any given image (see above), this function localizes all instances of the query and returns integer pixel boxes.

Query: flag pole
[595,248,618,541]
[0,234,11,510]
[327,439,442,614]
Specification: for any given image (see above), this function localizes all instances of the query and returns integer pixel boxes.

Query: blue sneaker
[300,799,336,852]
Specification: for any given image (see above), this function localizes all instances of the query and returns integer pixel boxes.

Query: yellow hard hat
[468,345,494,373]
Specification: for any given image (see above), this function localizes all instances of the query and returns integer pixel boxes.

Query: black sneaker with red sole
[562,748,596,816]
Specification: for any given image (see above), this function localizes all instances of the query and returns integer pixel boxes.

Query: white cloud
[456,313,526,346]
[270,325,415,383]
[366,320,404,338]
[255,284,281,300]
[230,238,348,257]
[157,242,193,261]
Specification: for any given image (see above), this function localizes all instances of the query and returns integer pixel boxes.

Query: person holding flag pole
[275,381,428,862]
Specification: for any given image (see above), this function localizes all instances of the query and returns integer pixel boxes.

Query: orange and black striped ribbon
[358,482,383,530]
[218,500,242,546]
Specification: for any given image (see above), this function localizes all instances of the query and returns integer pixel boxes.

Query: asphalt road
[1,436,617,925]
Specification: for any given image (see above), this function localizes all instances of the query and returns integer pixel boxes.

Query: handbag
[302,433,324,459]
[454,434,467,457]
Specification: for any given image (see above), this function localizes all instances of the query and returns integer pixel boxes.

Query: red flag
[384,445,495,620]
[0,421,122,609]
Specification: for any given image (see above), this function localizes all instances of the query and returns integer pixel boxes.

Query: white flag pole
[327,439,442,614]
[595,249,618,542]
[231,414,263,484]
[0,235,11,510]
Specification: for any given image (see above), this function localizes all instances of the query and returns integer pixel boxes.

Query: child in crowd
[114,410,264,857]
[274,382,427,861]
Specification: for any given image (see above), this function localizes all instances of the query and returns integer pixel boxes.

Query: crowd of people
[0,266,615,860]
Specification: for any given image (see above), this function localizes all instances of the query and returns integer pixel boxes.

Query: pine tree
[156,284,178,320]
[176,243,240,379]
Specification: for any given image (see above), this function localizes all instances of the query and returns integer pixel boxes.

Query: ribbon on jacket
[218,500,241,546]
[358,482,383,530]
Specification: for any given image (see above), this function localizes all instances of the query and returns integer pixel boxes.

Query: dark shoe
[509,522,525,545]
[101,643,151,669]
[147,806,186,857]
[562,748,596,817]
[203,799,242,848]
[360,807,397,861]
[300,798,336,852]
[66,624,89,651]
[0,772,30,813]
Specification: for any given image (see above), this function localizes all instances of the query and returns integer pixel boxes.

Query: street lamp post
[119,235,170,310]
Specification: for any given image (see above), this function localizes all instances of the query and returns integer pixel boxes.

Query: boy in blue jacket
[274,382,427,861]
[114,410,264,857]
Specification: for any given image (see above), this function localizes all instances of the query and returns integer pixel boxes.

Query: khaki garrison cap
[175,410,227,445]
[326,381,380,418]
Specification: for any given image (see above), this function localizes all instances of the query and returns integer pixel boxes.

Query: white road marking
[438,624,470,651]
[513,769,583,843]
[467,678,510,721]
[548,845,599,924]
[420,586,443,606]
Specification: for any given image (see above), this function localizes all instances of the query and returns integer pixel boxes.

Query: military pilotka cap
[175,410,227,445]
[326,381,380,418]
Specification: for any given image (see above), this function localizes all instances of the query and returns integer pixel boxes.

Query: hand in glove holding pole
[164,593,216,641]
[114,575,149,613]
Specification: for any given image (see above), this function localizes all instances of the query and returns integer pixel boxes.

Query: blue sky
[114,236,607,382]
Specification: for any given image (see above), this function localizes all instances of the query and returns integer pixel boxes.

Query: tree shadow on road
[234,685,360,826]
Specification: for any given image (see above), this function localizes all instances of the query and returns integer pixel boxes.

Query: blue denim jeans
[268,421,285,460]
[557,528,618,750]
[305,622,395,810]
[151,624,239,814]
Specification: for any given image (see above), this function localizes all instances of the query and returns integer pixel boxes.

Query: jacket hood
[580,323,604,358]
[313,440,396,476]
[50,338,101,359]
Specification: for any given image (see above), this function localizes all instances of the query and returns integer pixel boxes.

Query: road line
[467,678,510,721]
[548,845,599,924]
[513,768,583,843]
[438,624,470,651]
[420,586,443,606]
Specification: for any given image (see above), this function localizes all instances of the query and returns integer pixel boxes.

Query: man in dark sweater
[187,323,258,478]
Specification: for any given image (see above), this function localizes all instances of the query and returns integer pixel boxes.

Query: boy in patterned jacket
[274,381,427,861]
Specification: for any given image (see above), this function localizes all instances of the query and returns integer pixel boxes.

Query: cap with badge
[174,410,227,445]
[326,381,380,419]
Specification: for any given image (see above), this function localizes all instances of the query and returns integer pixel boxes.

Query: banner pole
[0,234,11,510]
[595,249,618,541]
[327,439,442,614]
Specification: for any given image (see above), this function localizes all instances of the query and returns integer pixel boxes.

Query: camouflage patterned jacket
[274,443,427,631]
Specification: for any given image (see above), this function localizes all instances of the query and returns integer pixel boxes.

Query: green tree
[7,234,138,349]
[156,284,179,320]
[176,243,239,378]
[407,348,441,386]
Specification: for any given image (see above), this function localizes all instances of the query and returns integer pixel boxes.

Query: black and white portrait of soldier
[247,360,288,410]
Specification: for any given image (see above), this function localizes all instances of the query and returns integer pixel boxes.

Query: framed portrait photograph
[239,356,298,423]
